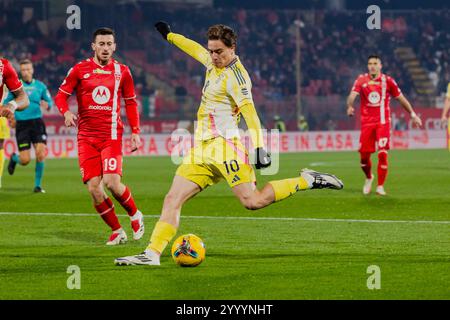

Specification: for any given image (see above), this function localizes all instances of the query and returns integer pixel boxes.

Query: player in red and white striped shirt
[346,55,422,196]
[54,28,144,245]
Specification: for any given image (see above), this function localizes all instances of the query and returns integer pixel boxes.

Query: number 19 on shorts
[104,158,118,172]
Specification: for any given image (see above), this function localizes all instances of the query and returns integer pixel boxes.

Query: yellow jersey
[168,33,255,142]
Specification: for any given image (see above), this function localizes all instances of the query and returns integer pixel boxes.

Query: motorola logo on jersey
[368,91,381,105]
[92,86,111,104]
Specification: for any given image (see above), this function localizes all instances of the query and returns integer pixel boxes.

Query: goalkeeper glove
[255,147,271,169]
[154,21,171,40]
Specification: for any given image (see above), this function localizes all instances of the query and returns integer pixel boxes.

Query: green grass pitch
[0,149,449,299]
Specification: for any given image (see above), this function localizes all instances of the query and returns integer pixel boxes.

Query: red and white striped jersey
[56,58,139,139]
[351,73,401,125]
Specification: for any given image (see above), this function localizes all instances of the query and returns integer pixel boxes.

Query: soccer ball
[171,234,206,267]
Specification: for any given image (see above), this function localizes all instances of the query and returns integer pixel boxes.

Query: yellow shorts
[0,117,10,139]
[176,136,256,189]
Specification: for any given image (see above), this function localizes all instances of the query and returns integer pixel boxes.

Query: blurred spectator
[297,115,309,132]
[273,115,286,132]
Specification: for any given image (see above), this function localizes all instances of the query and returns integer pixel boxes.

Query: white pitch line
[0,212,449,225]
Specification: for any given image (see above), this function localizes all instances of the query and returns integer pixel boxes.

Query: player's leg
[33,143,46,193]
[375,124,391,196]
[79,138,125,245]
[101,139,145,240]
[359,125,376,194]
[115,175,201,266]
[8,120,32,174]
[103,173,145,240]
[87,176,126,245]
[0,139,4,188]
[232,168,344,210]
[220,137,343,208]
[0,118,10,187]
[8,149,31,176]
[31,119,48,193]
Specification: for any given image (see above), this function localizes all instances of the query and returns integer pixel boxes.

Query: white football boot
[376,185,387,196]
[114,250,160,266]
[106,229,127,246]
[363,174,374,195]
[130,210,145,240]
[300,168,344,190]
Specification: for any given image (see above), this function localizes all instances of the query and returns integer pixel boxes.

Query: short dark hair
[368,54,381,62]
[92,27,115,42]
[207,24,237,48]
[19,59,32,65]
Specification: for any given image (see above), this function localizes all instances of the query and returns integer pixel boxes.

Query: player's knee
[87,183,103,198]
[36,154,46,162]
[240,196,260,211]
[36,150,46,162]
[103,179,115,191]
[21,157,31,166]
[378,151,388,166]
[103,178,120,192]
[360,152,371,164]
[163,192,182,210]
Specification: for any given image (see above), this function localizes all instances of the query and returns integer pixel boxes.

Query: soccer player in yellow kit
[115,22,344,266]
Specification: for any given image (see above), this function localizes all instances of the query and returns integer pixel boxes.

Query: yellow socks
[147,220,177,254]
[0,149,4,183]
[269,176,310,202]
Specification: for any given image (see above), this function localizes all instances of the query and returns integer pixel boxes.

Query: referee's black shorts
[15,118,47,151]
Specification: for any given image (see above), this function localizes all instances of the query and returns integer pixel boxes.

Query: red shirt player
[347,55,422,196]
[54,28,145,245]
[0,58,29,187]
[0,58,30,116]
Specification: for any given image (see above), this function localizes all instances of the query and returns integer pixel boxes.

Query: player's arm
[54,66,79,127]
[155,21,210,67]
[41,84,54,111]
[240,102,271,169]
[347,77,361,117]
[0,87,29,119]
[227,69,270,169]
[396,94,422,127]
[0,61,29,119]
[122,66,141,152]
[346,91,358,116]
[388,76,422,127]
[441,84,450,124]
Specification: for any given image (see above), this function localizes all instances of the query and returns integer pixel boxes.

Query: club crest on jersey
[83,73,90,79]
[92,86,111,104]
[368,91,381,104]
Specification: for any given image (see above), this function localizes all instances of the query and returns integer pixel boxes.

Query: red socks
[360,152,372,179]
[377,151,388,186]
[113,186,138,217]
[95,197,121,231]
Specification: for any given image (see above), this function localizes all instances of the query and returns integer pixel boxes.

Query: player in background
[5,59,53,193]
[54,28,145,245]
[115,22,343,266]
[440,82,450,126]
[0,58,30,188]
[347,55,422,196]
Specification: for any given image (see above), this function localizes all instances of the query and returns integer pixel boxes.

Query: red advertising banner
[2,130,446,159]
